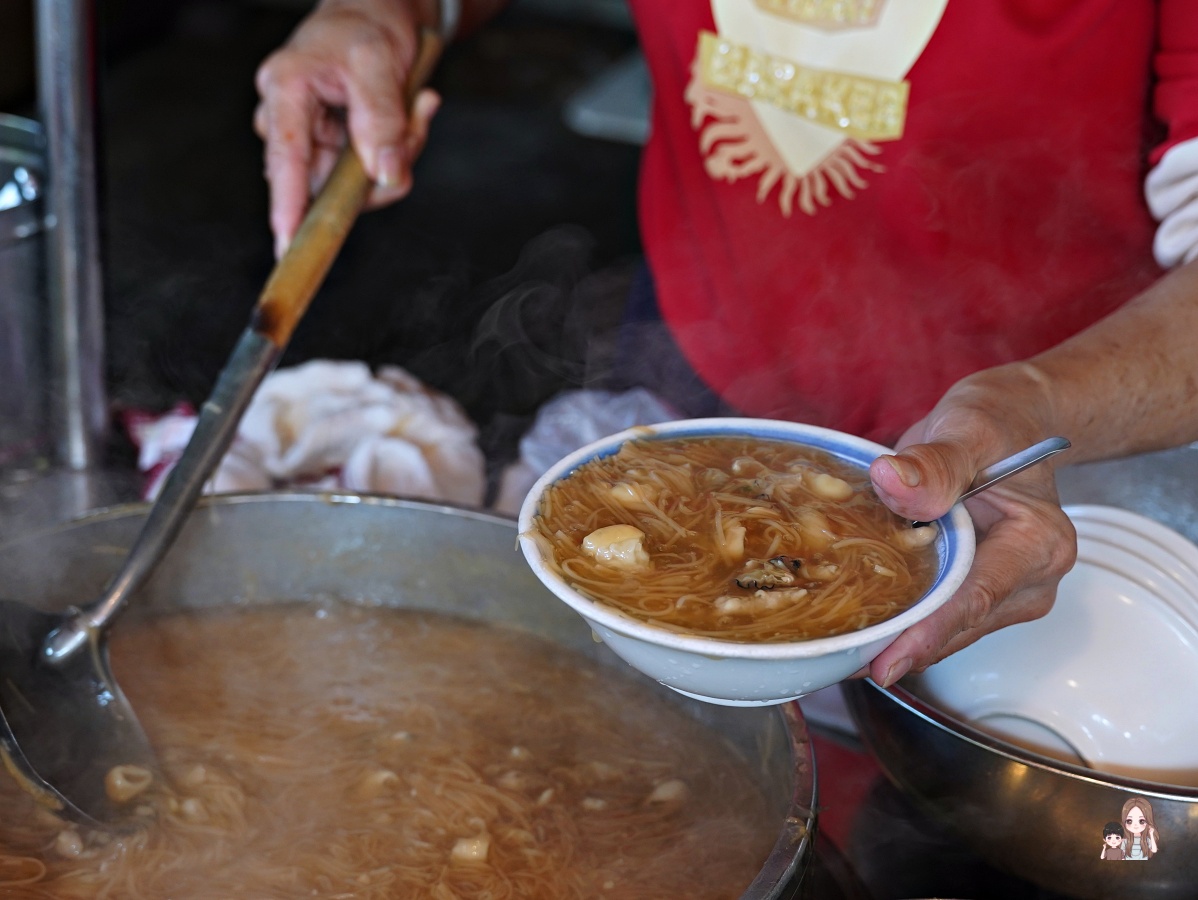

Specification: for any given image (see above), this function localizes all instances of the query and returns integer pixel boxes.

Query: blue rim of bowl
[517,417,977,660]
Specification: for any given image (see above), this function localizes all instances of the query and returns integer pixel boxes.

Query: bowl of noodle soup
[518,418,975,707]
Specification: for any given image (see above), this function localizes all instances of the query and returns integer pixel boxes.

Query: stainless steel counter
[1057,443,1198,543]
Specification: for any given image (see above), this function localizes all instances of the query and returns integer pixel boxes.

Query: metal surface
[0,114,49,468]
[844,669,1198,898]
[1057,444,1198,544]
[0,599,155,825]
[0,494,818,898]
[35,0,108,470]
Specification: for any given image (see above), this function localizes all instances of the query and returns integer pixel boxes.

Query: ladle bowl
[0,600,154,824]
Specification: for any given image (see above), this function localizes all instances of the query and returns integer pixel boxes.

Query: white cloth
[493,387,678,515]
[142,360,486,508]
[1145,137,1198,269]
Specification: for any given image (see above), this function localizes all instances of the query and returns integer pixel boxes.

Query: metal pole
[34,0,108,470]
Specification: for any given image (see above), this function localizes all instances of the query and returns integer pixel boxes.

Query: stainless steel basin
[841,446,1198,899]
[844,676,1198,899]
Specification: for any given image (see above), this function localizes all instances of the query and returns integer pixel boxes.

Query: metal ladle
[910,436,1072,528]
[0,33,443,828]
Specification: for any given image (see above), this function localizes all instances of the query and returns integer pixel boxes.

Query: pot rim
[858,677,1198,801]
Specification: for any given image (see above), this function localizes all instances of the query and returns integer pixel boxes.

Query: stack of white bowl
[916,505,1198,786]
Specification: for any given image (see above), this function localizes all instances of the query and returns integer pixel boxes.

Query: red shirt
[628,0,1195,442]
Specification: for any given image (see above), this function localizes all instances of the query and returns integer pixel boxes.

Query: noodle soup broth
[0,603,783,899]
[527,433,940,644]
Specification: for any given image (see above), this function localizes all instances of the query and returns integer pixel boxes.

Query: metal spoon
[911,436,1072,528]
[0,32,444,828]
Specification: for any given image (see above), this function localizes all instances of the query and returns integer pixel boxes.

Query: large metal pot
[0,492,817,899]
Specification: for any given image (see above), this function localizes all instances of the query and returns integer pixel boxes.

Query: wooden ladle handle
[253,28,446,347]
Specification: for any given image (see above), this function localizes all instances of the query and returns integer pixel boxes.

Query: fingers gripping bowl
[517,418,976,706]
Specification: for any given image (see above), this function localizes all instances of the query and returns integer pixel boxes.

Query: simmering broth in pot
[0,603,777,898]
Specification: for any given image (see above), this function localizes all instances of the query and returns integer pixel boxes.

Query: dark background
[1,0,644,476]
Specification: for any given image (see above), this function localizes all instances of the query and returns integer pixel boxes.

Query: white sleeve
[1145,137,1198,269]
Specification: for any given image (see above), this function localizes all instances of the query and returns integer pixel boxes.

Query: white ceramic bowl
[517,418,976,706]
[916,505,1198,785]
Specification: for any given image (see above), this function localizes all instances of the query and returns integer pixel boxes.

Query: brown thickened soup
[0,603,777,899]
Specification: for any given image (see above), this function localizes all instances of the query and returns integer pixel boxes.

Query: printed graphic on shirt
[686,0,947,216]
[753,0,886,29]
[1100,797,1161,861]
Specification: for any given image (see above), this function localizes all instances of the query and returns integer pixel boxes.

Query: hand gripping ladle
[0,32,443,828]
